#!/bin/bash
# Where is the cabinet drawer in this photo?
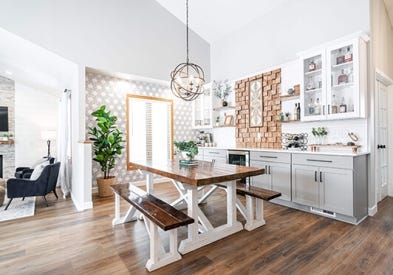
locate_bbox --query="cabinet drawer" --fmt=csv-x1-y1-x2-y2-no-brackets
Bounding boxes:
204,149,227,159
250,151,290,163
292,154,353,169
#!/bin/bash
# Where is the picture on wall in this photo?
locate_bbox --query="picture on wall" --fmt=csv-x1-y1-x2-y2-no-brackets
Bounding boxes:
249,79,263,127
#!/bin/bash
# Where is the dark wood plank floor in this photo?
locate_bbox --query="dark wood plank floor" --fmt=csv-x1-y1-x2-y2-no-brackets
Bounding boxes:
1,182,393,274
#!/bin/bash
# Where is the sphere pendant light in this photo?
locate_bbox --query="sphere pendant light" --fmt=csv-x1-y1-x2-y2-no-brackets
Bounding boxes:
170,0,205,101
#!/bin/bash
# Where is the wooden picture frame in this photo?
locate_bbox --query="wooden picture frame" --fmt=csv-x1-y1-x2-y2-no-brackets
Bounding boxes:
224,114,233,126
249,78,263,127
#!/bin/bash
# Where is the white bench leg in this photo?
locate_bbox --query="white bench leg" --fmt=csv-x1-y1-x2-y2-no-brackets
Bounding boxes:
112,193,138,226
244,196,266,231
145,220,182,272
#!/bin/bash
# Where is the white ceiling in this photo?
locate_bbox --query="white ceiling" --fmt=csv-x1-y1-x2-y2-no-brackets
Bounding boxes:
0,28,76,94
384,0,393,27
155,0,287,43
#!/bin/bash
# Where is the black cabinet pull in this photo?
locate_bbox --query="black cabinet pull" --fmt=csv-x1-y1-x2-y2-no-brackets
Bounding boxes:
328,105,331,114
315,171,317,182
268,166,271,174
320,171,323,182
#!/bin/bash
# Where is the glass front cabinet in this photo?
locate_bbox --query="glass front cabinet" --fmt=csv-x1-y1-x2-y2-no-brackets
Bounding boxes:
300,35,368,121
192,83,213,129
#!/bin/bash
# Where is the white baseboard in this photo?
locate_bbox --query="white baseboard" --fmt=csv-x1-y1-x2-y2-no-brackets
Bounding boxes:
368,205,378,216
71,192,93,211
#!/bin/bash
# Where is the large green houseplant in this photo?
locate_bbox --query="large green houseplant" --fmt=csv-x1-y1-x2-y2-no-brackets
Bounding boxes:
89,105,124,197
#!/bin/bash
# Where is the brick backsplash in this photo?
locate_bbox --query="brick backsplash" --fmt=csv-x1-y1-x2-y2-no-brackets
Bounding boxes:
235,69,282,149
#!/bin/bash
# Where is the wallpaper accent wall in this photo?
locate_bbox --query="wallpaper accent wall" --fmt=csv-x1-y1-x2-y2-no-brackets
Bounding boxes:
85,71,196,185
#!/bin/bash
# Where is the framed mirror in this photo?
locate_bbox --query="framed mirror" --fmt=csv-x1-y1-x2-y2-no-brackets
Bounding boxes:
126,94,174,170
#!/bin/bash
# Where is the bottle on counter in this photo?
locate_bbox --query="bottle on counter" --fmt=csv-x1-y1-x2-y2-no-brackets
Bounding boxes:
297,103,301,120
331,94,338,114
339,97,347,113
294,103,298,121
344,46,353,63
338,69,348,85
314,98,321,115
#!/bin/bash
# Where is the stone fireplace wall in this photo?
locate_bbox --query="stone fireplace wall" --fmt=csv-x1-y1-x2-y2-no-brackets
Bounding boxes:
0,75,15,179
235,69,282,149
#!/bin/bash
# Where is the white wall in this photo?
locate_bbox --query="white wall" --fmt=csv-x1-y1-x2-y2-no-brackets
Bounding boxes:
14,83,59,167
211,0,370,80
0,0,210,82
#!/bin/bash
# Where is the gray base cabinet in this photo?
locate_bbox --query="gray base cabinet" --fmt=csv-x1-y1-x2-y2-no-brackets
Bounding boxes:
291,153,367,223
250,152,291,201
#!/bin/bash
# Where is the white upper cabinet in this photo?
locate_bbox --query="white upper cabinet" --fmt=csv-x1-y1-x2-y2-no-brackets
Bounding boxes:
192,83,212,129
299,34,368,121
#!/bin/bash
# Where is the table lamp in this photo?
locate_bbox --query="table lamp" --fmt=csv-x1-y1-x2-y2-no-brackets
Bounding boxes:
41,130,57,159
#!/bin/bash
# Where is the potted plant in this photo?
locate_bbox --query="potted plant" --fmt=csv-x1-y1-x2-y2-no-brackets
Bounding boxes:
213,80,232,107
312,127,328,144
174,141,199,161
215,116,220,127
2,133,12,141
89,105,124,197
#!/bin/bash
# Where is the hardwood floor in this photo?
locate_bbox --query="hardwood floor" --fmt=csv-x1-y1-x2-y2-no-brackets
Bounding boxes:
1,182,393,274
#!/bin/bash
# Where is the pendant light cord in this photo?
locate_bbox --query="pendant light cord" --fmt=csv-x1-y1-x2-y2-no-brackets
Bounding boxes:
186,0,189,64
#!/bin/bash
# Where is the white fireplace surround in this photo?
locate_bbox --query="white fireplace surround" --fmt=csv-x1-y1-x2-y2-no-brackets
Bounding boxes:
0,146,15,179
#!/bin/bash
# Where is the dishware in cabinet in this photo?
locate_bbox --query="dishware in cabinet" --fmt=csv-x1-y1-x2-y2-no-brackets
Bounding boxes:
326,37,367,119
192,83,213,129
300,49,327,122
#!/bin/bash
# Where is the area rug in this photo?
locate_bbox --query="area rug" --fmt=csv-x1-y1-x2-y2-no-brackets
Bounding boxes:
0,197,35,222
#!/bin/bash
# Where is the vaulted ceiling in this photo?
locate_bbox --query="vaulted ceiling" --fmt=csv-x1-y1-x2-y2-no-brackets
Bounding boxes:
155,0,288,43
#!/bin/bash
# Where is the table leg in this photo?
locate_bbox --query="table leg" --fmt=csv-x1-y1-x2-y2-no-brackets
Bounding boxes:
178,181,243,254
112,193,138,226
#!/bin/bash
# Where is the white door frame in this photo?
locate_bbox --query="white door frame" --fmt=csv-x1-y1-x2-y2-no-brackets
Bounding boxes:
374,69,393,205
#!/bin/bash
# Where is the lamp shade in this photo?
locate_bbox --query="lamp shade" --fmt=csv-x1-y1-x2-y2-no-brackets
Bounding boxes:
41,130,56,140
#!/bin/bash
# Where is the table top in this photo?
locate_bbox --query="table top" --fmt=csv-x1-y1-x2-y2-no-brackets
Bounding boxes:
129,160,265,187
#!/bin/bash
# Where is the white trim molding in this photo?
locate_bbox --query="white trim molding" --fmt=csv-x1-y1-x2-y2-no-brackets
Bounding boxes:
368,205,378,216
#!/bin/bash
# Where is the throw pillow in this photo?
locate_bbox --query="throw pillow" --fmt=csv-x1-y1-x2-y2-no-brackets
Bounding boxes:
30,162,49,180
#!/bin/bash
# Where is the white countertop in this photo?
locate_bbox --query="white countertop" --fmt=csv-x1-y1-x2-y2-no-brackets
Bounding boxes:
198,146,370,157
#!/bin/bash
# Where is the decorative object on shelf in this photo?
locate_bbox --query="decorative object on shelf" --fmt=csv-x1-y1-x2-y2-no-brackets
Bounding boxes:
41,130,56,159
348,132,359,142
89,105,124,197
1,132,12,141
278,112,285,121
249,78,263,127
312,127,328,145
213,79,232,106
174,140,199,161
224,113,234,126
287,88,295,95
284,112,291,121
170,0,205,101
215,116,220,127
282,133,308,151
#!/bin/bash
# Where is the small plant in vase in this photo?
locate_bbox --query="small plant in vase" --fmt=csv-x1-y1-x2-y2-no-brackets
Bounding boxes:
285,112,291,121
215,116,220,127
312,127,328,145
213,79,232,107
174,141,199,162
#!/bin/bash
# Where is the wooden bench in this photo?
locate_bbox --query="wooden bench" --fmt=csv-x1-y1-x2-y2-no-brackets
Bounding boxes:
111,184,194,272
217,182,281,231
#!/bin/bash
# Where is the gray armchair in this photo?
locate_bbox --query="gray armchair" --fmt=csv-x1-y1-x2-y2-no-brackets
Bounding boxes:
5,162,61,210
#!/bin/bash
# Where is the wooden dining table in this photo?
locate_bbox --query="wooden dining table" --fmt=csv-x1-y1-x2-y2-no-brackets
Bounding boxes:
115,159,265,254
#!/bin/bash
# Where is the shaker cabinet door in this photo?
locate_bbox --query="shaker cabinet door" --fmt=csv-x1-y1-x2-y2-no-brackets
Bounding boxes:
270,162,291,201
292,165,320,208
251,160,271,190
321,167,353,216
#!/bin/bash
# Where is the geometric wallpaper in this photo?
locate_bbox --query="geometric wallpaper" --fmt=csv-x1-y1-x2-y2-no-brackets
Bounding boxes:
85,71,196,185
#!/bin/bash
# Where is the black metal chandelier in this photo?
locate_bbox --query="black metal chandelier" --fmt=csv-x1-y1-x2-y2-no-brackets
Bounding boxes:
170,0,205,101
